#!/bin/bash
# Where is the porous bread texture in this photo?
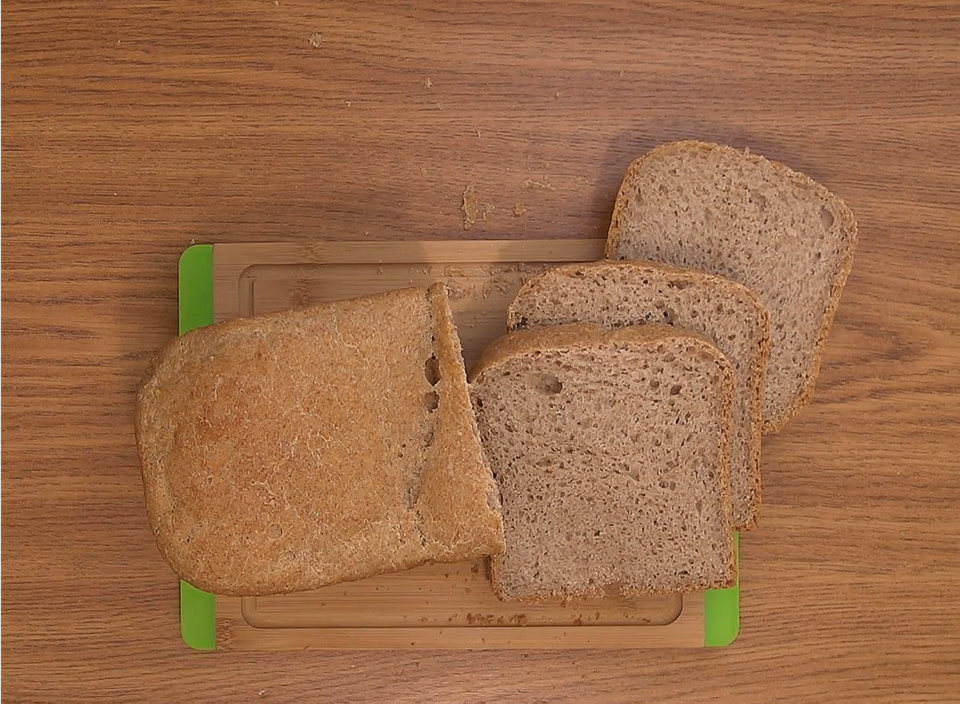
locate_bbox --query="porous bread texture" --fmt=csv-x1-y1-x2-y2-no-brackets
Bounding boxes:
507,259,768,530
470,323,736,600
136,283,504,596
606,140,857,432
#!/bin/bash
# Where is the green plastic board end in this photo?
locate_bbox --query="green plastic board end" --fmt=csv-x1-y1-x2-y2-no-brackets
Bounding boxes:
704,532,740,647
177,244,217,650
178,244,214,335
180,581,216,651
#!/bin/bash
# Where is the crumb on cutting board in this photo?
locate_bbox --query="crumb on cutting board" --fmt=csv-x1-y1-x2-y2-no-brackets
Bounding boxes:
522,178,554,191
308,32,322,48
513,203,526,217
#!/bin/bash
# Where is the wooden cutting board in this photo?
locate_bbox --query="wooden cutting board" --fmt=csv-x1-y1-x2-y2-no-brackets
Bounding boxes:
177,240,739,650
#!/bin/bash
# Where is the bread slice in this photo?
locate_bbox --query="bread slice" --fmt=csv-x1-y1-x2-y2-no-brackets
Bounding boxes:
507,260,769,530
606,140,857,432
469,323,736,600
136,284,504,596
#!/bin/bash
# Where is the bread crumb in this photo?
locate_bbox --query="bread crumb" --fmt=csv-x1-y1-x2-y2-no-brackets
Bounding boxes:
475,127,481,139
435,102,442,110
554,90,561,99
461,184,478,229
308,33,322,48
344,100,352,107
522,178,554,191
480,203,495,221
619,69,624,78
423,77,433,88
513,203,526,217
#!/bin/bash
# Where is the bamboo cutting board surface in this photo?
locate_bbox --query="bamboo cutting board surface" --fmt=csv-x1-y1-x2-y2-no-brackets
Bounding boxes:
206,239,724,649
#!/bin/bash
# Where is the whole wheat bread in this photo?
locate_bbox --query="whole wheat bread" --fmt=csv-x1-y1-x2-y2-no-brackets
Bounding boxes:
606,140,857,432
507,260,769,530
136,284,504,596
469,323,736,600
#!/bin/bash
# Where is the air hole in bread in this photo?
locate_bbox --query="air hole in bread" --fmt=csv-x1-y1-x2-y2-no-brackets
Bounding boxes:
530,372,562,395
424,390,440,411
267,524,282,540
820,206,835,230
424,355,440,386
670,384,682,395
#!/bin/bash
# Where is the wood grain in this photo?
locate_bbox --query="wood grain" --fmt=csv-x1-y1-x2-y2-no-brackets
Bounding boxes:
3,0,959,701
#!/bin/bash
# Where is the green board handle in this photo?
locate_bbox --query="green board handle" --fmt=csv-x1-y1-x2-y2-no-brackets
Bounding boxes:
178,244,218,651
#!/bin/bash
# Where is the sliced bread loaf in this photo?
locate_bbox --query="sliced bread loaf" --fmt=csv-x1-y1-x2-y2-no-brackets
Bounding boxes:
606,140,857,432
469,323,736,600
506,260,769,530
136,283,504,596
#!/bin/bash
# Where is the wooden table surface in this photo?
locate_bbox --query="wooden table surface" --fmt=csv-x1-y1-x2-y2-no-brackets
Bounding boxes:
4,1,959,701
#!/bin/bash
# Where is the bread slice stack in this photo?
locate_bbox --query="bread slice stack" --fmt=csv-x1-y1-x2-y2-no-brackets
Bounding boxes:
472,140,855,599
507,260,769,531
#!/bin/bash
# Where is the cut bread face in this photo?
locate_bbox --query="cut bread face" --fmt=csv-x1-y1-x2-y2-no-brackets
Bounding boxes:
606,140,857,432
507,260,768,530
136,284,504,596
470,323,736,601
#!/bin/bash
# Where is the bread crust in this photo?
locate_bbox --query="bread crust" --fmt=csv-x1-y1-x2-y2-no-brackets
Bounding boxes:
136,284,503,596
606,140,857,433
